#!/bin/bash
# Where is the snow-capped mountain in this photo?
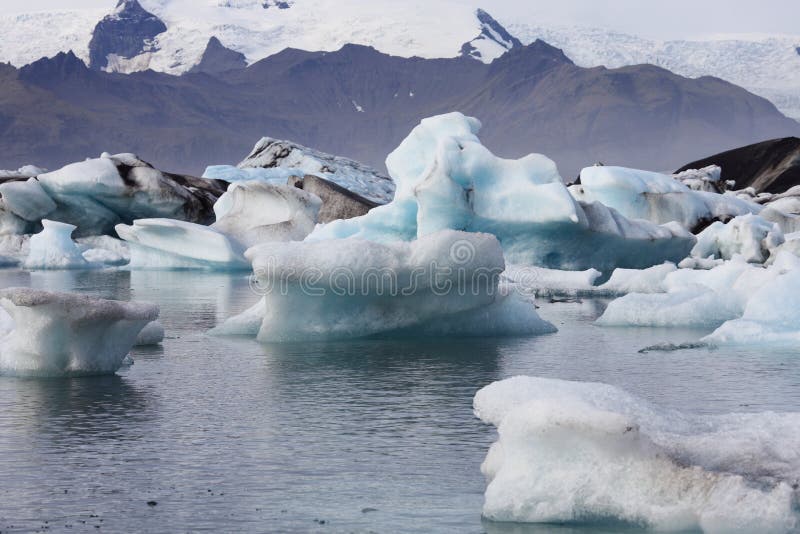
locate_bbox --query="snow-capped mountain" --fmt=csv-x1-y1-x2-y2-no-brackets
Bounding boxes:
459,9,521,63
508,24,800,121
0,0,798,120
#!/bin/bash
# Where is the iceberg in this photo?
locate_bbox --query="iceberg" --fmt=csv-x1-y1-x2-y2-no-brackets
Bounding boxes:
212,229,556,341
0,178,56,222
474,376,799,532
308,113,694,272
575,166,759,231
596,259,765,327
0,152,227,237
597,252,800,330
116,181,323,269
0,288,159,376
23,220,89,270
135,320,165,346
115,218,249,270
691,213,784,263
207,136,396,204
211,181,322,247
703,261,800,346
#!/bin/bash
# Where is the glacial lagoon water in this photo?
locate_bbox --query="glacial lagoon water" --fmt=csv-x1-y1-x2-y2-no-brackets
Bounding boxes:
0,268,799,533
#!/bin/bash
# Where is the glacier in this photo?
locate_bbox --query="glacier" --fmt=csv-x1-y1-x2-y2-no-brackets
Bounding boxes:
308,113,695,272
0,288,159,376
211,230,556,341
474,376,799,532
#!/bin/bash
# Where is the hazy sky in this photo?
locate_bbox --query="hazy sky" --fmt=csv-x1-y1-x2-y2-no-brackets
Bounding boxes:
3,0,798,40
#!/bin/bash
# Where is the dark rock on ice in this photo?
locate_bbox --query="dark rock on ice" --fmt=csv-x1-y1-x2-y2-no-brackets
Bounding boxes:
289,175,377,223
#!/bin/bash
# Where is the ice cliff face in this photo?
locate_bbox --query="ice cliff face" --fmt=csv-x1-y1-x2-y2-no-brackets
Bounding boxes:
88,0,167,71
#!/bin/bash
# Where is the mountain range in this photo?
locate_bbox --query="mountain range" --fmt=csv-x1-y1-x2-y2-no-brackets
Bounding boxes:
0,0,797,178
1,0,798,119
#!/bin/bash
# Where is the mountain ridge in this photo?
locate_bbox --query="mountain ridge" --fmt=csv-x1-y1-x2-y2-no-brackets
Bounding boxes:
2,40,797,179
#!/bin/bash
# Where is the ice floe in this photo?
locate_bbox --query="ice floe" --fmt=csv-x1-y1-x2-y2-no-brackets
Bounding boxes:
0,288,159,376
474,376,799,532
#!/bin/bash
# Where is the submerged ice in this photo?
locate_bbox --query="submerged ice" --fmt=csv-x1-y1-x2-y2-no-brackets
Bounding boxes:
474,376,799,532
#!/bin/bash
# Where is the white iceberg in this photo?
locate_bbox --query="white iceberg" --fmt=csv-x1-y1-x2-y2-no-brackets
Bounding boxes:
308,113,694,272
597,252,800,330
134,320,165,346
23,220,89,270
116,218,249,270
0,178,56,222
703,261,800,346
474,376,799,532
211,181,322,247
575,166,759,230
502,265,601,298
0,288,159,376
691,213,784,263
212,229,556,341
116,181,322,270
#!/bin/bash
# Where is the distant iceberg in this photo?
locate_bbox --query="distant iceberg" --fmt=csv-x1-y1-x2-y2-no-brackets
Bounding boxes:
204,136,396,204
474,376,799,532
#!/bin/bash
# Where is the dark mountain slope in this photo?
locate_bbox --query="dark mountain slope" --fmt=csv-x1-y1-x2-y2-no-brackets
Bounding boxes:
3,41,798,178
677,137,800,193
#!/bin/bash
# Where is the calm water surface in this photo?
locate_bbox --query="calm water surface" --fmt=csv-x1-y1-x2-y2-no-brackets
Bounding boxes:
0,269,798,533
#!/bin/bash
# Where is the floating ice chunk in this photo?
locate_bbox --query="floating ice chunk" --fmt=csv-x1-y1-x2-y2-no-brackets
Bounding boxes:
116,181,321,270
24,220,89,270
212,230,556,341
597,256,797,329
233,137,395,204
474,376,799,532
0,178,56,221
502,264,601,297
596,262,677,295
597,259,761,327
597,286,741,327
3,153,227,237
309,113,694,271
576,166,759,230
134,321,165,346
0,288,159,376
115,218,249,270
211,181,322,247
672,165,723,192
703,265,800,346
767,232,800,265
77,235,131,266
692,214,784,263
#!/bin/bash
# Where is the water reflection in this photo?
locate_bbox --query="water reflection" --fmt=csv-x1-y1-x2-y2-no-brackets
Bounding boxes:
0,374,153,446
